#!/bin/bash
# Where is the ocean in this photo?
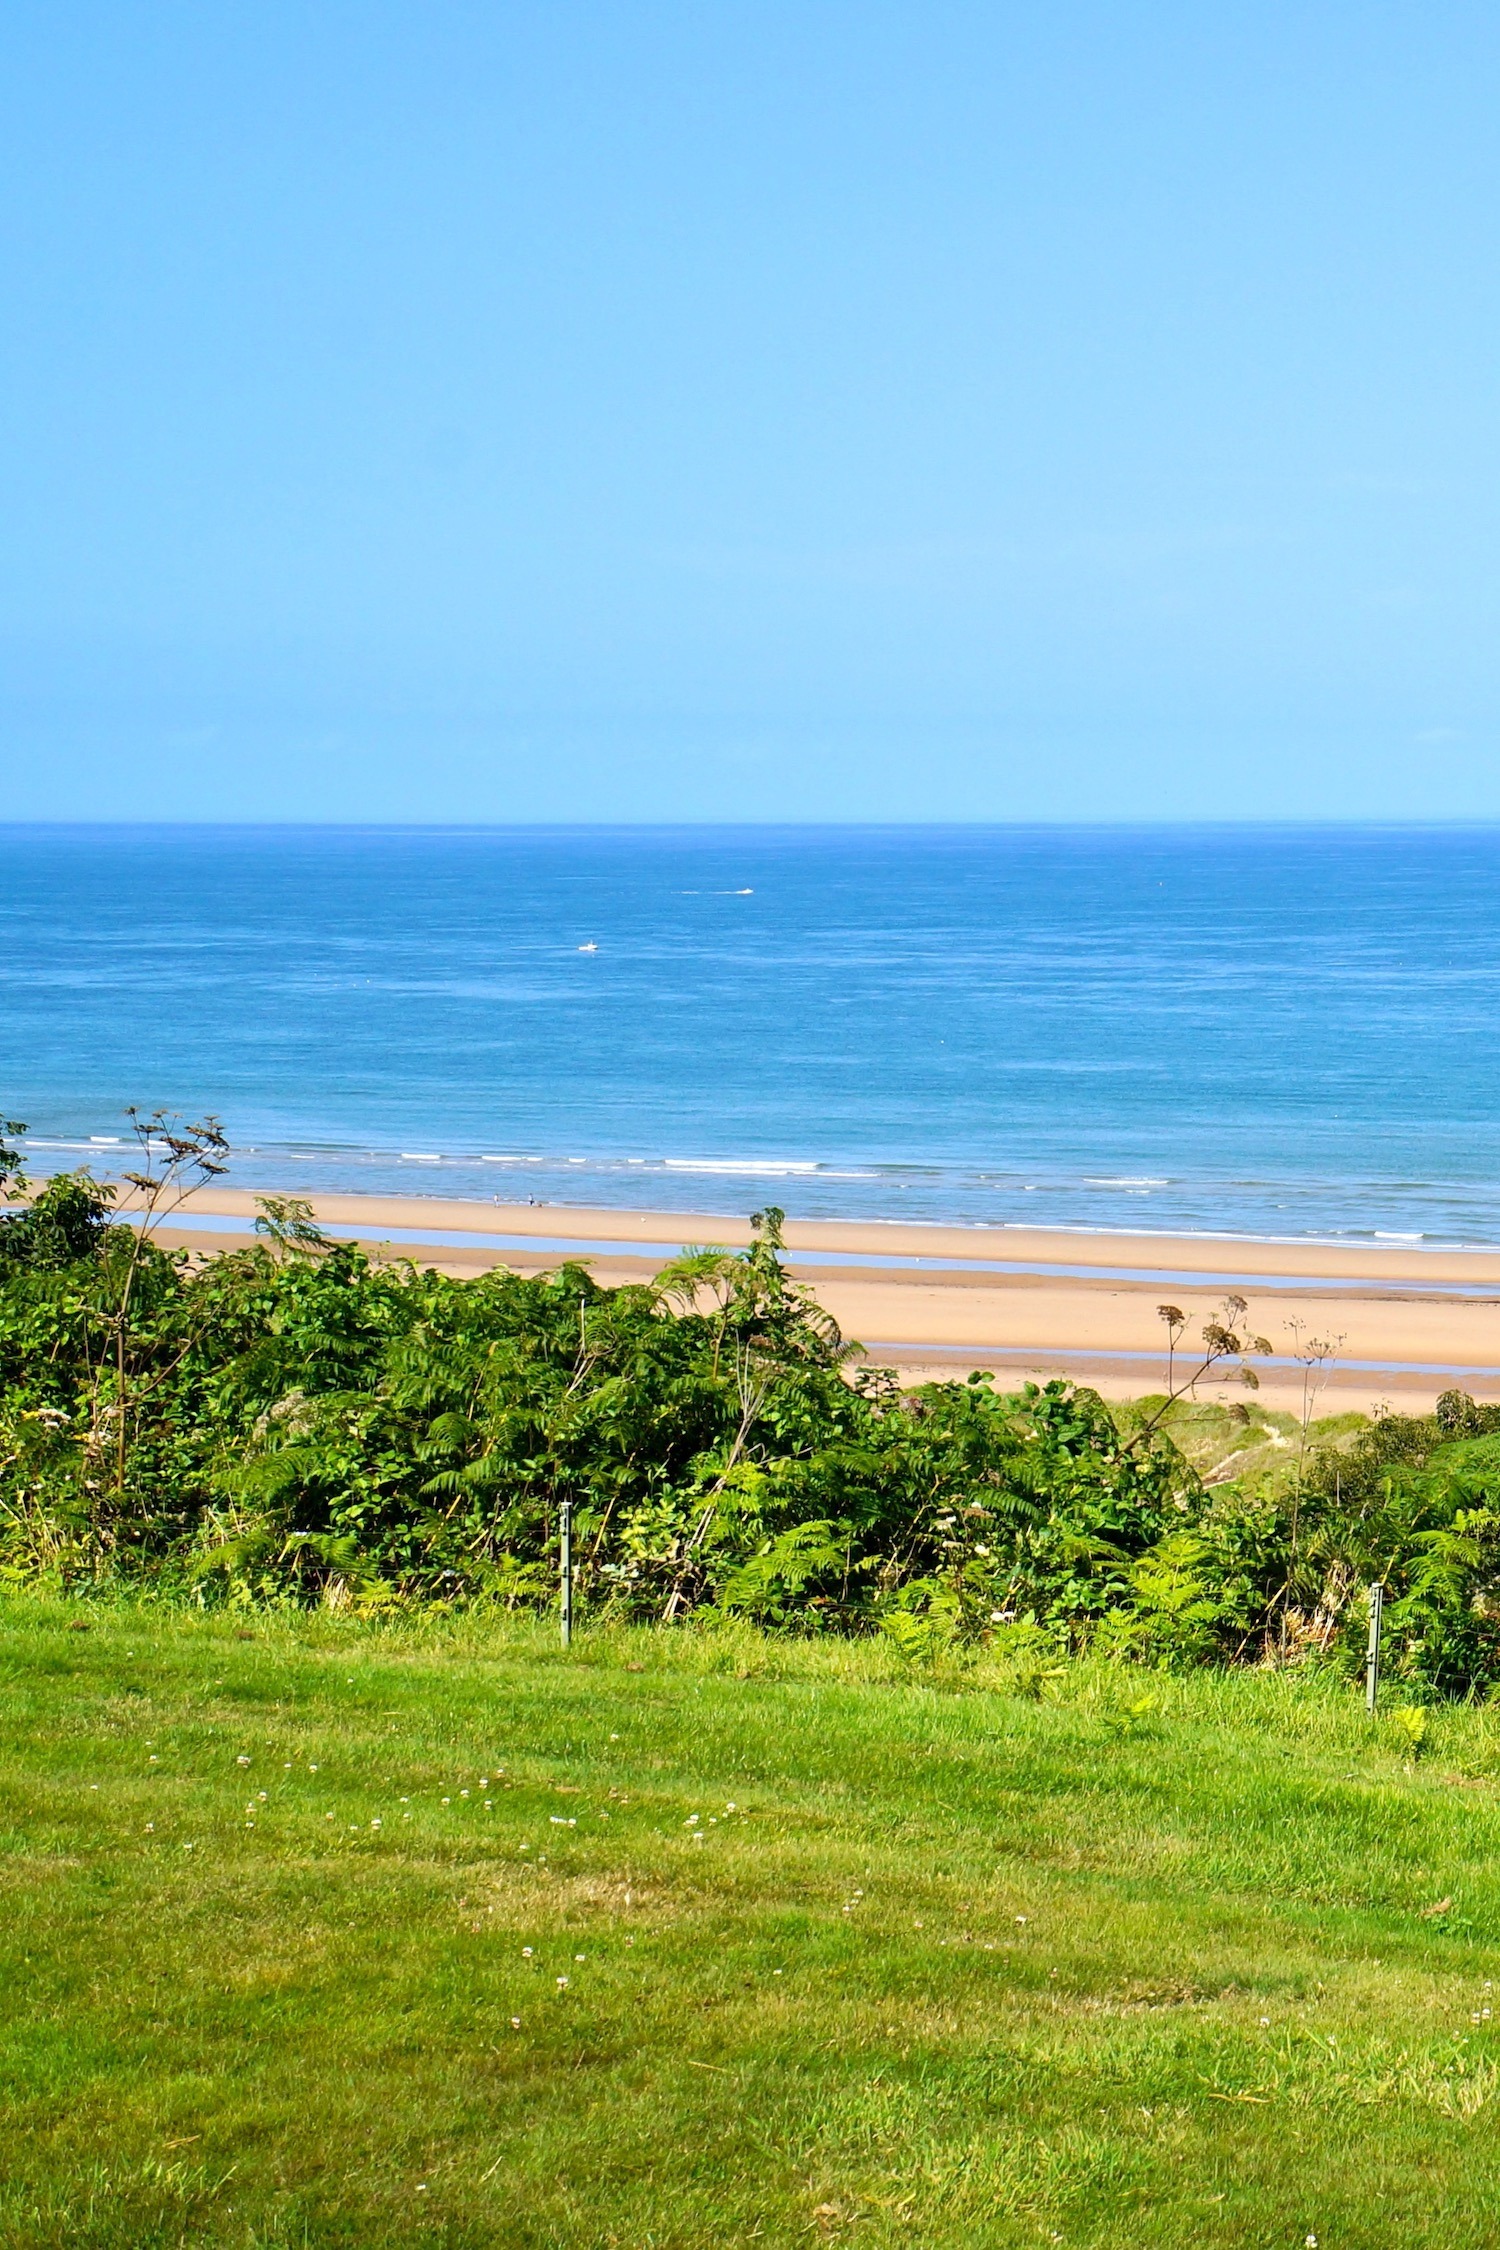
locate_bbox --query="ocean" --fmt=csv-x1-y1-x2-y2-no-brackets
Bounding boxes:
6,822,1500,1245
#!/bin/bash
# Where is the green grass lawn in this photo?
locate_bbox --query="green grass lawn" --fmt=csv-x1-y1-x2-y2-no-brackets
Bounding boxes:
5,1603,1500,2247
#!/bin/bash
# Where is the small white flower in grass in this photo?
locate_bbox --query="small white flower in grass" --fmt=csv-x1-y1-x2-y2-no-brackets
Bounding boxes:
236,1755,251,1768
441,1797,450,1805
371,1819,381,1829
149,1756,158,1764
574,1954,585,1962
1260,2018,1270,2028
325,1813,335,1821
90,1784,98,1791
283,1763,291,1770
556,1976,568,1988
145,1823,154,1833
258,1791,268,1801
1016,1916,1027,1925
479,1777,489,1788
610,1732,620,1740
461,1790,470,1798
1306,2237,1317,2248
485,1801,493,1810
510,2016,521,2028
523,1947,533,1958
349,1825,359,1833
309,1764,318,1773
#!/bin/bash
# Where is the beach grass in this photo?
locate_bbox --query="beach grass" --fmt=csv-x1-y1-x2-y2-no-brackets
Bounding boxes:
5,1600,1500,2247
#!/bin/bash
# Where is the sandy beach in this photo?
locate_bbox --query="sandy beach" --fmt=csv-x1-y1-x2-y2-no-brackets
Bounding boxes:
137,1185,1500,1417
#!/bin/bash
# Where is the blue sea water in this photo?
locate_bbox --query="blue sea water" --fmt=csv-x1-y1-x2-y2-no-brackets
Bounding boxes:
7,822,1500,1245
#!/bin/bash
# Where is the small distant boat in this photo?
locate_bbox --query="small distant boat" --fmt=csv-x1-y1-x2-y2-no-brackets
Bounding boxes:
577,941,598,953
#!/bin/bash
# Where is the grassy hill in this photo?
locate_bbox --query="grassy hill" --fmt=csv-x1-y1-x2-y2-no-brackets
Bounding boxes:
5,1599,1500,2247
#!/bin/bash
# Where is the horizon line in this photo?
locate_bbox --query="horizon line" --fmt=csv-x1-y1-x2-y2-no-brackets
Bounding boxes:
5,815,1500,835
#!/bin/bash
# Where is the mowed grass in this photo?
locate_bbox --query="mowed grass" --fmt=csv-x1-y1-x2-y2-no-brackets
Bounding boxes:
5,1608,1500,2249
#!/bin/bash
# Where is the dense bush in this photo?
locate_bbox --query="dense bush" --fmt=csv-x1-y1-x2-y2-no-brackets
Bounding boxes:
4,1120,1500,1696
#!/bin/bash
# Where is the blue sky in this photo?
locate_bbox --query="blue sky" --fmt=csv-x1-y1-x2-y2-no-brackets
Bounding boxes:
3,2,1499,821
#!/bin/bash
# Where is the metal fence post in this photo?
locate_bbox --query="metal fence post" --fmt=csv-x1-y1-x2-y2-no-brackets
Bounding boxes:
560,1500,573,1650
1365,1580,1383,1714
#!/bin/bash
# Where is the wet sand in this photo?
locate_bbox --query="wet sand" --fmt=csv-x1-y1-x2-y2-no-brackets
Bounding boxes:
144,1186,1500,1417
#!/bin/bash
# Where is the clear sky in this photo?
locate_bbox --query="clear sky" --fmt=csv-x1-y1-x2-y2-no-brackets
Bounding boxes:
3,2,1499,822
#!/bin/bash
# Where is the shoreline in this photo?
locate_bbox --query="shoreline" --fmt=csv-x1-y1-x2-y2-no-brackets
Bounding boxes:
127,1184,1500,1282
127,1184,1500,1417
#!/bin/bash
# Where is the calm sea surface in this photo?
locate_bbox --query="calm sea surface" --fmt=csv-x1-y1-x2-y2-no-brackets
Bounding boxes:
7,823,1500,1245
